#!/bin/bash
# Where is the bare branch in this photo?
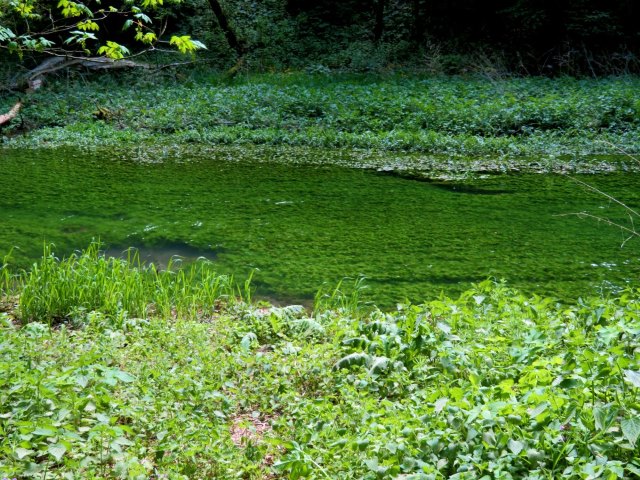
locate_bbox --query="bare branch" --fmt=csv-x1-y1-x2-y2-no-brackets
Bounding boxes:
599,139,640,165
557,211,639,247
568,176,640,218
0,101,22,126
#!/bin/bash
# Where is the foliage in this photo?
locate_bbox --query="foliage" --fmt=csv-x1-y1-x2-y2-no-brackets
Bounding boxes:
0,0,638,74
3,74,640,157
202,0,640,74
17,243,237,323
0,0,205,59
1,250,640,478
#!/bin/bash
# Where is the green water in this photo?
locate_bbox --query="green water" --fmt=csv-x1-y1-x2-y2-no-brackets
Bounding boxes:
1,147,639,305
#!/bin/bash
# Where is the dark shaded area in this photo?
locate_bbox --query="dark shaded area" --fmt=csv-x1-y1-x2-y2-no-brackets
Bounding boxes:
286,0,639,74
1,0,637,75
376,170,515,195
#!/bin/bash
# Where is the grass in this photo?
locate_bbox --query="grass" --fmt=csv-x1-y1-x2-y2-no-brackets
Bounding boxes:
13,243,243,325
1,246,639,478
2,73,640,160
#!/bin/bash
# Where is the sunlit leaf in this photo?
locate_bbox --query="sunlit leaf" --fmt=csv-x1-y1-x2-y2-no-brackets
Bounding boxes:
508,439,525,455
15,447,34,459
48,443,67,461
334,352,368,370
623,370,640,388
621,417,640,446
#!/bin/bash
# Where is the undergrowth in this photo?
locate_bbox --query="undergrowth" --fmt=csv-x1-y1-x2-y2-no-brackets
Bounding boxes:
1,247,639,478
14,244,239,324
3,74,640,158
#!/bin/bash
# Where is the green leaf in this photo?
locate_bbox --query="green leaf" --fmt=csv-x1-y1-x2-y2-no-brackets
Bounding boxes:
508,439,524,455
97,41,129,59
133,12,152,24
364,457,379,471
169,35,206,54
189,39,207,50
482,430,496,446
112,369,135,383
368,356,390,374
594,405,617,432
621,417,640,446
15,447,34,459
527,403,548,419
434,397,448,414
0,26,16,41
436,321,451,334
33,427,57,436
607,462,625,478
473,295,485,305
75,374,89,388
594,407,607,431
113,436,134,446
334,352,369,370
240,332,257,351
48,443,67,461
623,370,640,388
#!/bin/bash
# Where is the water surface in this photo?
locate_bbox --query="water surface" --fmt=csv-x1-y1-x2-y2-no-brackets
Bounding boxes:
1,147,639,305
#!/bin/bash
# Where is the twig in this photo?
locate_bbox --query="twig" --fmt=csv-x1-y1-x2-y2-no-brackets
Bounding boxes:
559,174,639,247
557,212,638,247
599,140,640,165
568,176,640,218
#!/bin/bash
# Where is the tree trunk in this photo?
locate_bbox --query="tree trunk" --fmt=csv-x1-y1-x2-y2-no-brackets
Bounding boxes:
411,0,426,44
9,56,149,91
373,0,386,43
207,0,245,57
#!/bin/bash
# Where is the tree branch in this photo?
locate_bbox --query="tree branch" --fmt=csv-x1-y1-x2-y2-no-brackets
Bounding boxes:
0,101,22,127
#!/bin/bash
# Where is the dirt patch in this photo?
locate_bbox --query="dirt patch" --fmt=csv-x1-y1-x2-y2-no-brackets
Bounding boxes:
229,413,273,447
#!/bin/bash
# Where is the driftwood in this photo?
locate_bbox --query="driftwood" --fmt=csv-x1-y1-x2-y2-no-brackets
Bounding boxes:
1,56,148,128
0,101,22,126
10,56,149,91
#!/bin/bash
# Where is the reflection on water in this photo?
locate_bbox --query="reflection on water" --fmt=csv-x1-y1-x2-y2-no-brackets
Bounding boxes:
103,243,217,269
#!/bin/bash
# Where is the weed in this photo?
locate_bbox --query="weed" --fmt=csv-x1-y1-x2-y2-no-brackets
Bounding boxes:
1,253,639,478
17,242,236,324
3,74,640,158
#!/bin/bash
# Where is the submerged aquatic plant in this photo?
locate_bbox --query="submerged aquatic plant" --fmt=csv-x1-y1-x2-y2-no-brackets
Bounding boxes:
563,145,640,246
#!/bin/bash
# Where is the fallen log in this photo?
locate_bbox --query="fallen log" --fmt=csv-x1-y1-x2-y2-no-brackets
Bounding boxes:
9,56,150,91
1,56,149,129
0,101,22,127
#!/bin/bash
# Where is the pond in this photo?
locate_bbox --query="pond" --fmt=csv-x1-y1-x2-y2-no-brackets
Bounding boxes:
1,147,639,306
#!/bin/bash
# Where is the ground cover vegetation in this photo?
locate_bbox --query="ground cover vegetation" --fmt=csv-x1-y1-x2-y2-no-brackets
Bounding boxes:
2,0,638,157
2,73,639,159
2,0,640,478
0,246,639,479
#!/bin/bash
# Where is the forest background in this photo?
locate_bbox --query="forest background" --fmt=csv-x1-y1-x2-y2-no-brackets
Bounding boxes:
1,0,638,77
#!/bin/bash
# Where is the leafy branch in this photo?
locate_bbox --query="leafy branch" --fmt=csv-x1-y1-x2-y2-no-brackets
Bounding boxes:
0,0,206,59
